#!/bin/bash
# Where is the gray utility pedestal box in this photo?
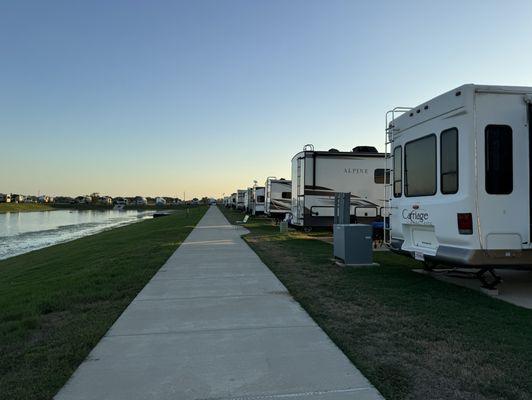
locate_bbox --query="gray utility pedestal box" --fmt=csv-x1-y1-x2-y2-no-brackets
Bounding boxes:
333,224,376,267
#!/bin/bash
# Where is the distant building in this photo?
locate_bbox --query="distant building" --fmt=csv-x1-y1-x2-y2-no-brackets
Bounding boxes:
0,193,11,203
54,196,74,204
98,196,113,205
37,195,51,203
11,194,24,203
155,197,166,206
133,196,148,206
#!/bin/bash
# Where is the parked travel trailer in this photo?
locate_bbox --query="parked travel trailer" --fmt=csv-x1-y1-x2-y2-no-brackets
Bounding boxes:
133,196,148,206
251,186,265,215
230,192,237,208
265,178,292,218
236,190,246,210
155,197,166,206
244,187,254,213
290,145,387,228
0,193,12,203
385,84,532,288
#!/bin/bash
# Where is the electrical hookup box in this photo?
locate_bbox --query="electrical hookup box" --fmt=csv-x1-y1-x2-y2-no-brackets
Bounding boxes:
333,224,378,267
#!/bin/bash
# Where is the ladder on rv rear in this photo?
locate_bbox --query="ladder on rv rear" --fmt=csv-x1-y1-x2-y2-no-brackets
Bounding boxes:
383,107,411,247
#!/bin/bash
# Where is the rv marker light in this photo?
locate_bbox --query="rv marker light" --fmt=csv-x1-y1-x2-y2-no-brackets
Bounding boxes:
457,213,473,235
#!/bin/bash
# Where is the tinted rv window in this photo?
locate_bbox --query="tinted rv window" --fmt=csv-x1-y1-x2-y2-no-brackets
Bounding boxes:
281,192,291,199
441,128,458,194
393,147,402,197
485,125,513,194
405,135,436,197
374,169,390,184
257,196,265,202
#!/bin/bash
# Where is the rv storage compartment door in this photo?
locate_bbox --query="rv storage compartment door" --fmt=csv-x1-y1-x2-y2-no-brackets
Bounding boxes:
403,224,439,256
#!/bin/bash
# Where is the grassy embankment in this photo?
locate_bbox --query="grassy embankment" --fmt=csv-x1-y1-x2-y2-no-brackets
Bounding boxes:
0,206,207,400
0,203,55,213
220,206,532,400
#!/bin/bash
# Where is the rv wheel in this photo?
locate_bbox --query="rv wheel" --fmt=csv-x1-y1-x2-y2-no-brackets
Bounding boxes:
303,226,313,233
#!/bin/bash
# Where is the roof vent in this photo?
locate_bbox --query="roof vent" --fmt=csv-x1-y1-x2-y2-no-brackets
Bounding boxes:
328,148,340,152
352,146,378,153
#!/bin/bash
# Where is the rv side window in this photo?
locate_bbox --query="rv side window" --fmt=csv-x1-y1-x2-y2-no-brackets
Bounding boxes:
393,147,402,197
485,125,513,194
441,128,458,194
405,134,437,197
257,196,265,202
374,169,390,184
281,192,291,199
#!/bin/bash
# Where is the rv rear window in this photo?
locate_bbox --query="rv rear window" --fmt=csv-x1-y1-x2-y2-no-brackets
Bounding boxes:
281,192,291,199
485,125,513,194
393,147,402,197
257,196,265,203
374,169,390,184
405,134,437,197
441,128,458,194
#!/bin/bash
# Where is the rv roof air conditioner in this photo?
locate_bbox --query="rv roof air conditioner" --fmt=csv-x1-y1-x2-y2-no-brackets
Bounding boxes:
328,148,340,152
352,146,378,153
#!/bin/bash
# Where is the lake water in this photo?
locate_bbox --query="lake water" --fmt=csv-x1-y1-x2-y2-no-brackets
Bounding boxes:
0,209,154,260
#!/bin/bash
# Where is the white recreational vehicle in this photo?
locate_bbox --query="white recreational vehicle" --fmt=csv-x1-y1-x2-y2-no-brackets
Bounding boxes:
244,187,254,213
236,190,246,210
291,145,387,229
230,192,237,208
385,84,532,288
251,186,265,215
265,178,292,218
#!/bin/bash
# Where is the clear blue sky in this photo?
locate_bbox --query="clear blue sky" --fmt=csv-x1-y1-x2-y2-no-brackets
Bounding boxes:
2,0,532,198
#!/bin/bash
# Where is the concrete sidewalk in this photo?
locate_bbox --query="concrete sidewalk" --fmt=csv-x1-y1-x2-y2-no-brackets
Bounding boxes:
55,206,383,400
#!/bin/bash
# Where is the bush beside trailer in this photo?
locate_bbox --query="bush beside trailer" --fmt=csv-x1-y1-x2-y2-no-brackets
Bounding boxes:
385,84,532,287
290,145,387,229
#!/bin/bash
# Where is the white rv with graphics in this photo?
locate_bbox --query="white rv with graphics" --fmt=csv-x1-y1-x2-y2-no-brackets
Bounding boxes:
236,190,246,210
265,178,292,218
291,145,386,228
244,187,254,213
385,84,532,287
252,186,265,215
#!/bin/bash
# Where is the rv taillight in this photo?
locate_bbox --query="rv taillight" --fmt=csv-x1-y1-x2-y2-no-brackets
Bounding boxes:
457,213,473,235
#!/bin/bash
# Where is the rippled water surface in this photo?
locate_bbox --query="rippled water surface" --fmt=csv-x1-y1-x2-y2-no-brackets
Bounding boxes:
0,209,154,260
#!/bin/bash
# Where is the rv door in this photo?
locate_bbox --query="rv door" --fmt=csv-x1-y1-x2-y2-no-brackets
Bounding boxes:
476,92,529,251
296,156,305,224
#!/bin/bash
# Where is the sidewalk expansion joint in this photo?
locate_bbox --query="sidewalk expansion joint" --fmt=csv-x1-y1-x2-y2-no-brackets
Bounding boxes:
106,324,317,338
195,387,375,400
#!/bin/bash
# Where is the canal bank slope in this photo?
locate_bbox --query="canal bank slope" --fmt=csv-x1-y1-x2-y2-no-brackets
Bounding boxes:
0,206,207,400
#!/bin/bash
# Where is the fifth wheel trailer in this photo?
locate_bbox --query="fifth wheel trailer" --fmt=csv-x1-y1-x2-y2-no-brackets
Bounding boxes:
236,190,246,210
290,145,387,228
252,186,265,215
265,178,292,218
385,84,532,288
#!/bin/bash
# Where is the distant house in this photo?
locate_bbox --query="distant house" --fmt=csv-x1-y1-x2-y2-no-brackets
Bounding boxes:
0,193,11,203
133,196,148,206
113,197,128,206
155,197,166,206
37,195,51,203
75,196,92,204
24,196,37,203
11,194,24,203
98,196,113,205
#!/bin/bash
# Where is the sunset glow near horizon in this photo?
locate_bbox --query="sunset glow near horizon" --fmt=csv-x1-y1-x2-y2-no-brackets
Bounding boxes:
2,1,532,198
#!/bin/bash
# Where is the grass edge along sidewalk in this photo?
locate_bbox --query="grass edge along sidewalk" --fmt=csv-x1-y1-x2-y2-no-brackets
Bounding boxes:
0,206,207,400
219,206,532,400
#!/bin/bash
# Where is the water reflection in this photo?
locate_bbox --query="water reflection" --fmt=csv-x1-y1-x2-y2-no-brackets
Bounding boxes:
0,209,153,260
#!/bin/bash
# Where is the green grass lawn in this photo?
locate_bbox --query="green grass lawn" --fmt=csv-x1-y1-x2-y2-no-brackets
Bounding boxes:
0,203,55,213
0,206,207,400
220,206,532,400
